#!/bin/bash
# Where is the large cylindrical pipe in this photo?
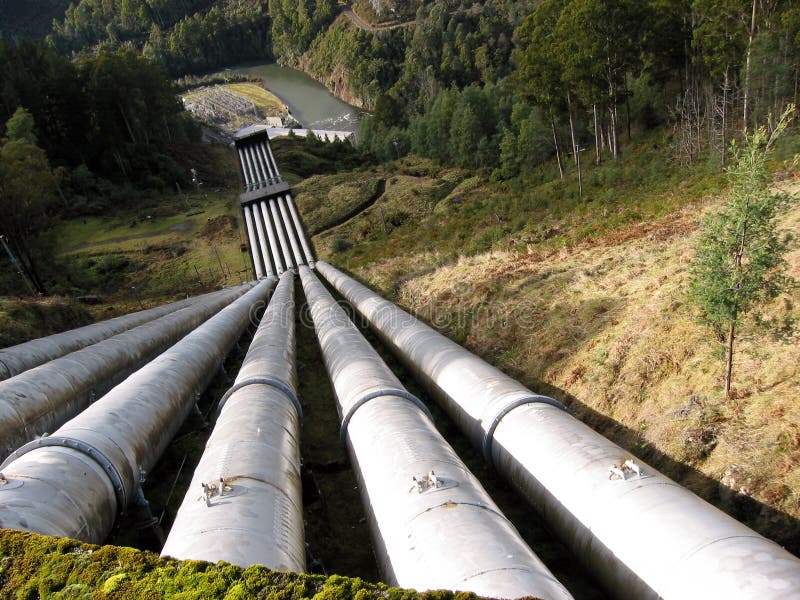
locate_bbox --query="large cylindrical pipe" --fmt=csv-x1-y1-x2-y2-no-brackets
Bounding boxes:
257,142,276,183
269,199,295,271
260,200,284,275
161,272,303,571
237,147,254,190
246,145,266,187
278,196,305,268
0,278,276,544
286,194,315,267
264,140,282,182
0,291,215,381
316,260,800,600
240,146,258,189
243,205,265,279
300,266,571,600
251,143,271,185
251,202,274,278
0,283,255,461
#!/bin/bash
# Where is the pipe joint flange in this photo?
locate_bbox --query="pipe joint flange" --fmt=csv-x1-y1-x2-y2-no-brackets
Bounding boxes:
482,396,569,468
217,376,302,422
1,435,129,515
340,389,432,448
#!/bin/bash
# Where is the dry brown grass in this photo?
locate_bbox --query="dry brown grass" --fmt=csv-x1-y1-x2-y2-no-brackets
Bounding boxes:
353,181,800,550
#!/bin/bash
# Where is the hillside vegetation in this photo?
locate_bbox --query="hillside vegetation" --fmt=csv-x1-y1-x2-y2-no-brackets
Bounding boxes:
294,134,800,554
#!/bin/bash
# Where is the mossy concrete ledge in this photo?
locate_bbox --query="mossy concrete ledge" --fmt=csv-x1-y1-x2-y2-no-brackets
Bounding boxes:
0,529,512,599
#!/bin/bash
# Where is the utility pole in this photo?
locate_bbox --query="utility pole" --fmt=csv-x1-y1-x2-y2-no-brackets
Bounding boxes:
0,234,36,294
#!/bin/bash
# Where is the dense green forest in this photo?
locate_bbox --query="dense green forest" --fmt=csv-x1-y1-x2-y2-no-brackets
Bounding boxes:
1,0,799,296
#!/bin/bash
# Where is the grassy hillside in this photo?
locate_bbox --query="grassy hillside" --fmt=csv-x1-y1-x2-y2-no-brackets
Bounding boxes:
295,134,800,553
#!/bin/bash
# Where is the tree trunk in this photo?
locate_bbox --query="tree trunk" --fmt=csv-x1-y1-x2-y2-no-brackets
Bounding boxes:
742,0,757,131
725,319,735,397
610,105,620,159
626,95,631,141
551,117,564,180
722,67,729,167
593,104,601,165
567,93,578,166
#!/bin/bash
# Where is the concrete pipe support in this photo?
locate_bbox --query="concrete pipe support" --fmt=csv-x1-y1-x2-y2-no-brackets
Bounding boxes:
0,278,275,544
0,283,255,460
161,272,304,571
299,266,571,600
316,260,800,600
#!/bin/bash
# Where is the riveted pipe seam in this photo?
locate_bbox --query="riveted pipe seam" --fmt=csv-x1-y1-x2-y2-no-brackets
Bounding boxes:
482,395,568,466
217,376,302,420
339,388,432,448
2,435,129,512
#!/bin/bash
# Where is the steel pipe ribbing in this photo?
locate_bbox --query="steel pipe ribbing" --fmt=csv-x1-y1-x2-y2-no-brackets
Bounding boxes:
316,260,800,600
0,278,275,543
300,266,571,600
0,283,255,460
0,288,231,381
161,272,304,571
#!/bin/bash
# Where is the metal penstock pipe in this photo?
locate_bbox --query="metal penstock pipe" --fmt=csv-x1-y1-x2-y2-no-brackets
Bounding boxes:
299,266,572,600
0,278,275,544
315,260,800,600
161,272,304,572
0,287,231,380
0,283,256,461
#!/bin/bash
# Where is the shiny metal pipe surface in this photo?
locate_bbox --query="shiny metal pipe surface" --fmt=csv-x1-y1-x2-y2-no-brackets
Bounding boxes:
278,196,305,268
264,140,281,181
258,142,276,181
161,272,303,571
260,200,285,275
269,199,295,270
300,266,571,600
246,145,266,187
286,194,315,267
0,278,275,544
240,146,258,189
0,284,254,460
0,290,219,381
316,260,800,600
236,148,253,192
243,205,265,279
251,202,274,277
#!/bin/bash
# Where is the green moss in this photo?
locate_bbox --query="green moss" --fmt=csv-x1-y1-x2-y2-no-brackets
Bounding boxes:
0,530,486,600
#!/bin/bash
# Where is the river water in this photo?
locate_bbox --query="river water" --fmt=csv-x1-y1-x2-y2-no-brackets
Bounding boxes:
221,63,361,133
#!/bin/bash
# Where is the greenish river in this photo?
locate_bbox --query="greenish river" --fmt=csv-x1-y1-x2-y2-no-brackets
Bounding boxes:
221,63,361,133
